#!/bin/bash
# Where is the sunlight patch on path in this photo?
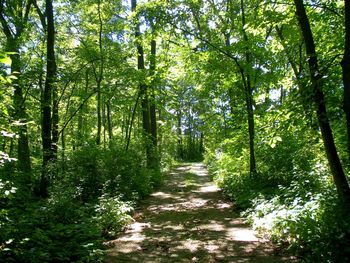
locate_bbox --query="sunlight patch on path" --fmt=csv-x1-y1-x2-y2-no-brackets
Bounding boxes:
175,239,202,252
195,184,218,193
227,228,260,242
151,191,179,199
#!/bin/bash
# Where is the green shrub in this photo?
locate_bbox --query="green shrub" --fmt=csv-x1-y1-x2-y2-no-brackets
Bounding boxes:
1,142,165,262
64,144,158,201
244,181,350,262
0,199,104,263
206,138,350,262
94,194,134,238
67,146,105,202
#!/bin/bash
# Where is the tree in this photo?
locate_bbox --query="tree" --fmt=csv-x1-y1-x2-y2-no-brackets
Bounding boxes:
341,0,350,164
0,0,32,176
39,0,57,197
239,0,257,177
148,33,159,170
131,0,159,170
94,0,104,146
294,0,350,208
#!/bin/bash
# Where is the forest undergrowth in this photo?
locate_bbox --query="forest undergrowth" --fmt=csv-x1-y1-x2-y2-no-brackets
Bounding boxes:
205,144,350,262
0,144,170,263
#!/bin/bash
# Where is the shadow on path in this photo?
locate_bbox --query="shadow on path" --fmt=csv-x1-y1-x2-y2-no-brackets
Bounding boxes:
105,163,297,263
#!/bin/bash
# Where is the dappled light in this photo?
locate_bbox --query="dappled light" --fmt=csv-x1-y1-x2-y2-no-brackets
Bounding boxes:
196,185,218,193
2,0,350,261
105,164,296,262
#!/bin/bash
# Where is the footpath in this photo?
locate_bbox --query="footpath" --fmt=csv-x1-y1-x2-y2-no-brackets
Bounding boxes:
105,163,296,263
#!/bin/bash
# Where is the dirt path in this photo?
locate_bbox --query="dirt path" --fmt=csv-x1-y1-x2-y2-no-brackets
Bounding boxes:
105,163,296,263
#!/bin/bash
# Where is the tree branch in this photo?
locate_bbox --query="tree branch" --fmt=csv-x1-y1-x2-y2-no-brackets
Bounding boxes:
15,0,33,37
168,20,242,71
58,90,97,136
0,3,13,39
33,0,46,30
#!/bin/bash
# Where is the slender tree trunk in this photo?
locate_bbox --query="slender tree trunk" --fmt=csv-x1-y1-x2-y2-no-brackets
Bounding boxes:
40,0,57,198
241,0,257,177
158,107,163,161
77,70,89,148
187,106,194,160
52,80,59,159
125,93,140,151
77,107,83,147
96,0,104,146
131,0,152,166
294,0,350,207
9,139,14,160
150,38,158,147
9,44,32,175
245,79,257,177
106,101,113,143
141,84,151,160
341,0,350,165
61,130,65,171
177,110,183,159
199,132,204,156
96,81,102,145
102,95,107,148
226,29,256,173
1,0,32,176
149,37,159,170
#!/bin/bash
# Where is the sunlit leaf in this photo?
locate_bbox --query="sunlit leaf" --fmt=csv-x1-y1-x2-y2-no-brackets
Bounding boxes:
0,55,12,66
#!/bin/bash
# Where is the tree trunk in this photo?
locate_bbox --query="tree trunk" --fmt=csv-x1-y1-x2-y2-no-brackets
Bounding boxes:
241,0,257,177
96,79,102,146
131,0,153,167
61,130,65,171
341,0,350,165
103,95,107,147
40,0,57,198
52,80,59,159
141,83,151,160
9,43,32,175
77,69,89,148
77,104,83,147
150,38,158,147
177,110,183,159
149,37,159,170
1,2,32,176
125,92,140,151
106,101,113,143
294,0,350,207
96,0,104,146
245,79,257,177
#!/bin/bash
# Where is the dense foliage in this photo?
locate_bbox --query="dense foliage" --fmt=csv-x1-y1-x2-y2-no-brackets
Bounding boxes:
0,144,156,262
1,0,350,262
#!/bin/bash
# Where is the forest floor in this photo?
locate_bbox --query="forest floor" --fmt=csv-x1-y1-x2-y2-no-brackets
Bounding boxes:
104,163,298,263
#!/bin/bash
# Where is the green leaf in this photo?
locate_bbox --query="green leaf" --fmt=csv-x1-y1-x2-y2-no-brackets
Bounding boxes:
0,55,12,66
